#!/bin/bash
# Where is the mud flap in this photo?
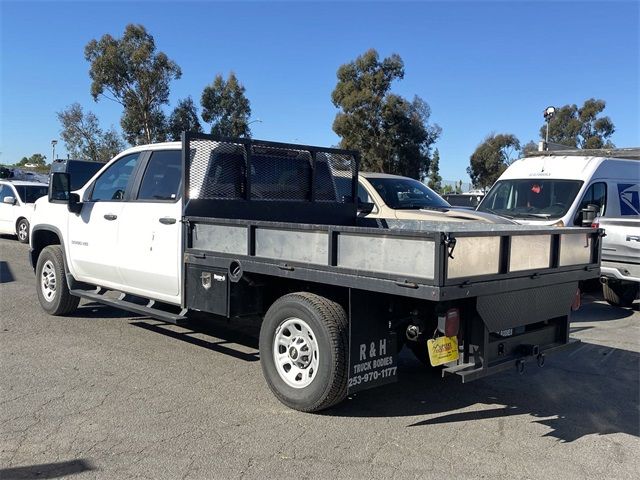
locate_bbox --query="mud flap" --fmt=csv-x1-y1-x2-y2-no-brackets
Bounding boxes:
347,289,398,394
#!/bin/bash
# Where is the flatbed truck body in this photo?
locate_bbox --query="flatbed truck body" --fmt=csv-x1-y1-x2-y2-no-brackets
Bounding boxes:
30,133,601,411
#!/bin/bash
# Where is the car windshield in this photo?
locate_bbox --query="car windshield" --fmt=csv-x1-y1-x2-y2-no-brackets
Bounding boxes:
15,185,49,203
478,179,583,219
367,177,450,209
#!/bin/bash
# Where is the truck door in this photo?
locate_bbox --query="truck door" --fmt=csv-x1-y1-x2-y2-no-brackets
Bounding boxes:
116,149,182,304
67,152,142,287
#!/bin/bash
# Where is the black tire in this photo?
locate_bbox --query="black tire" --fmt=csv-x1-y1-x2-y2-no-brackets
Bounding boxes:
603,280,639,308
259,292,348,412
17,218,29,243
35,245,80,316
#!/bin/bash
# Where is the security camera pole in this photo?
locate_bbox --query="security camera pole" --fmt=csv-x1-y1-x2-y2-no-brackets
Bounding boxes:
51,139,58,162
543,106,556,144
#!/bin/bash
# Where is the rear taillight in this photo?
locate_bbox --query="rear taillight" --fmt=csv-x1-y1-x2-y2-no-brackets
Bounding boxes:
591,220,599,228
438,308,460,337
571,288,581,311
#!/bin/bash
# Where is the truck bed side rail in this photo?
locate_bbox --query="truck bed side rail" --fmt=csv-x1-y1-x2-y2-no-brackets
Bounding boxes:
184,216,602,302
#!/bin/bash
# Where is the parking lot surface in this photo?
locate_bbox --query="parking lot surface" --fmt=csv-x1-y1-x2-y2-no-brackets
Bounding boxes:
1,236,639,479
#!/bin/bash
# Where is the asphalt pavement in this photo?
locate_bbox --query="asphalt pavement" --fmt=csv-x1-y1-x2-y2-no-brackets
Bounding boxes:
1,236,639,479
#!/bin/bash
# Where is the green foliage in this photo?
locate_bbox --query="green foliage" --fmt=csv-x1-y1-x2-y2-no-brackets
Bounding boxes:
57,103,126,162
427,148,442,191
201,72,252,138
522,140,538,155
85,24,181,145
331,49,440,180
120,107,167,145
441,184,453,194
467,133,521,189
540,98,615,148
455,180,463,194
16,153,47,167
168,97,202,141
100,129,127,162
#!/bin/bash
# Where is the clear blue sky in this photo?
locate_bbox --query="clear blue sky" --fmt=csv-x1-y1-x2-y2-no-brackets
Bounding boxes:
1,0,638,181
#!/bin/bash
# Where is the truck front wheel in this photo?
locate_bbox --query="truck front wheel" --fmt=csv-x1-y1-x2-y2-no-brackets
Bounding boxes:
602,280,639,308
17,218,29,243
259,292,348,412
36,245,80,316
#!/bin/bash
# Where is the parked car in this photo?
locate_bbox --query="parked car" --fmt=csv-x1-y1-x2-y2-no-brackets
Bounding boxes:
0,180,49,243
477,147,640,306
357,172,510,223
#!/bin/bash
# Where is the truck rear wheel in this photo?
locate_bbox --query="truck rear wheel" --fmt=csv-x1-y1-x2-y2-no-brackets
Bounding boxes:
36,245,80,316
259,292,348,412
602,280,639,308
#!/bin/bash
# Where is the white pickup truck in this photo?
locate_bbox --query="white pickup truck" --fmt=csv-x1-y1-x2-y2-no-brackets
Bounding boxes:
29,134,601,412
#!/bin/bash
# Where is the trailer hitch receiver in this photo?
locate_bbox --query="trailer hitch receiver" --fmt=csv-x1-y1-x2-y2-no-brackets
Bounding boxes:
519,344,539,357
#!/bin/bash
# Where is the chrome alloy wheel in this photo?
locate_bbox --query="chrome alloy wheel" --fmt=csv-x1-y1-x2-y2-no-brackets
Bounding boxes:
273,317,319,388
40,260,57,302
18,222,27,241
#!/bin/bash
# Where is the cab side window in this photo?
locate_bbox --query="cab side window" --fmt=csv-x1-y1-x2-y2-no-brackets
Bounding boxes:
575,182,607,224
90,153,140,202
137,150,182,201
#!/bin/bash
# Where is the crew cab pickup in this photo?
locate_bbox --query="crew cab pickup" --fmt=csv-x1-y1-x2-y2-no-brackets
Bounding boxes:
29,134,602,412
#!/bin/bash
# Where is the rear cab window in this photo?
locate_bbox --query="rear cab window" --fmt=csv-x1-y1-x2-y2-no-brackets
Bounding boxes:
137,150,182,202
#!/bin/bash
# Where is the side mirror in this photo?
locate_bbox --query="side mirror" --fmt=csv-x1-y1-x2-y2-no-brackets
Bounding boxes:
3,196,16,205
49,172,82,213
68,193,82,214
49,172,71,202
357,201,375,215
580,204,599,227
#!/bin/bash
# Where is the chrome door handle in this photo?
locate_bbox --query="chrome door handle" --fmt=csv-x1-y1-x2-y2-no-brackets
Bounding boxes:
159,217,176,225
103,214,118,221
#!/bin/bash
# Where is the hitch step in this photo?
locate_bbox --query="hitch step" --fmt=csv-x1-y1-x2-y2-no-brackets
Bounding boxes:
441,362,482,383
70,289,189,325
442,339,581,383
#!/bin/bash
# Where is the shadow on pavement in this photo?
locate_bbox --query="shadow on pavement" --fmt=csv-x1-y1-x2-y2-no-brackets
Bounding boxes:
71,302,143,319
572,298,637,322
0,260,15,283
328,341,639,443
0,459,95,479
130,314,260,362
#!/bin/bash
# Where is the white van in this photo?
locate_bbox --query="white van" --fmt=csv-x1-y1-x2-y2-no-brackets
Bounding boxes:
477,148,639,306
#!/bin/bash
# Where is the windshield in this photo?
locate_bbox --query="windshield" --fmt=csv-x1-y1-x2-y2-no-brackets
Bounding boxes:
15,185,49,203
367,177,450,209
478,179,583,219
